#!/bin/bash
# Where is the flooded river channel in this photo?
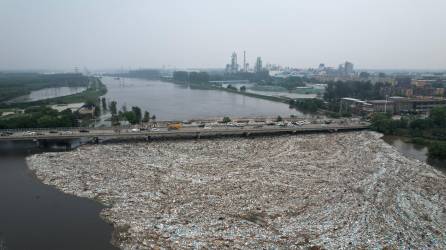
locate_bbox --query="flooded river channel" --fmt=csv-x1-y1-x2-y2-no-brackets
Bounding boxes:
102,77,304,120
0,152,118,250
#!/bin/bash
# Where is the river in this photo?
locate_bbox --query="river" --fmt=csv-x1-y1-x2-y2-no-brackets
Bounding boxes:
102,77,306,120
383,135,446,173
0,151,118,250
8,86,87,103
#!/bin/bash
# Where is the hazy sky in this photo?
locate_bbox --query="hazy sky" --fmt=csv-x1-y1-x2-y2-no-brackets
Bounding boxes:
1,0,446,71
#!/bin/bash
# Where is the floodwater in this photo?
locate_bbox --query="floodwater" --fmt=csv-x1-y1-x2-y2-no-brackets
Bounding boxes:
102,77,306,120
383,135,446,173
0,153,118,250
9,86,87,103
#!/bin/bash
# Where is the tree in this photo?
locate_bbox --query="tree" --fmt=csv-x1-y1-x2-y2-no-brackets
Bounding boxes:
131,106,142,123
173,71,189,82
276,116,283,122
123,111,138,124
111,115,120,126
428,142,446,159
109,101,117,115
227,84,237,91
142,111,150,123
94,104,101,117
121,104,127,112
429,107,446,128
101,97,107,111
240,86,247,92
151,115,156,121
222,116,231,123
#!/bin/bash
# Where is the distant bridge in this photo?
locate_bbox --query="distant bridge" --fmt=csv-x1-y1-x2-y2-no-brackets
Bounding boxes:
209,80,251,84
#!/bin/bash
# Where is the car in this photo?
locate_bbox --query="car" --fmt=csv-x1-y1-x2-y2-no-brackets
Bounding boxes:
24,131,36,136
49,130,58,134
79,129,90,133
151,128,160,131
203,126,212,129
60,131,73,135
1,132,9,136
131,128,140,132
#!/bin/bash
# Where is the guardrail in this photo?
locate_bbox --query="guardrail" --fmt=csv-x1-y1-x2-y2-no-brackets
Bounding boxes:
0,124,370,141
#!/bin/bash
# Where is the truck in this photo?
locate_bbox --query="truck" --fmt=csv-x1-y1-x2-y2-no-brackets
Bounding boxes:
167,123,182,130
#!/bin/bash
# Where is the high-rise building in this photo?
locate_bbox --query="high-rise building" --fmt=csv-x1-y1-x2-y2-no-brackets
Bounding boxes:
344,61,354,75
318,63,325,71
255,57,263,73
225,52,239,74
231,52,238,73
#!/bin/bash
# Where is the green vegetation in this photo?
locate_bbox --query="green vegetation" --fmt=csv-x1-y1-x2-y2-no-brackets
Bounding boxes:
289,99,324,113
370,107,446,158
0,77,107,109
109,101,118,115
0,73,89,103
324,81,391,102
173,71,210,84
109,69,160,80
0,106,79,129
258,77,306,91
222,117,231,123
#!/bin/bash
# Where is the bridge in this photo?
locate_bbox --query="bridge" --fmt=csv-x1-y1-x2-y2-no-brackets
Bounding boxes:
209,80,251,84
0,122,370,142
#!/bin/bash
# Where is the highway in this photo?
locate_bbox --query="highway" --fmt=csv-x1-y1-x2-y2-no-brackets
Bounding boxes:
0,122,370,141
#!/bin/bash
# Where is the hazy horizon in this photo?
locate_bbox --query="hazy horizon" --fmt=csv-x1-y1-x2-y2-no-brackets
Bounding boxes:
1,0,446,71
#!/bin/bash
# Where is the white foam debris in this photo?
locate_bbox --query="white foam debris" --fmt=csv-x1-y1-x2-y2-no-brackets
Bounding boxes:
27,132,446,249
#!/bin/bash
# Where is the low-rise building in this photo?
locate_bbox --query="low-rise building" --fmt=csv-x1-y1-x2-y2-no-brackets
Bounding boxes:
340,98,373,114
368,100,394,113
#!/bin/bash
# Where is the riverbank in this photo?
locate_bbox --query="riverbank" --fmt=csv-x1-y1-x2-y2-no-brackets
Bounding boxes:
165,79,293,104
27,131,446,249
5,77,107,109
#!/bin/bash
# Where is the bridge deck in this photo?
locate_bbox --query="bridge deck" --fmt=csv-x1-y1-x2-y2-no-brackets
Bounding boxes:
0,124,370,141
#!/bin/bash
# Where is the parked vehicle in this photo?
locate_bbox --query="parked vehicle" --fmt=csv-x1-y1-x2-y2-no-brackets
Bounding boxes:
79,129,90,133
24,131,36,136
131,128,140,132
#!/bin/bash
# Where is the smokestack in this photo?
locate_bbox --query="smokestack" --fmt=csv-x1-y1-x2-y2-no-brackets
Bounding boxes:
243,51,246,72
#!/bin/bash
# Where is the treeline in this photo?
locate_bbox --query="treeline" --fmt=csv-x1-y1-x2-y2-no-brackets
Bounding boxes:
371,107,446,158
110,69,160,80
211,71,270,82
105,98,155,126
173,71,210,84
324,81,392,102
0,107,78,129
289,99,324,113
0,73,89,103
260,77,306,91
